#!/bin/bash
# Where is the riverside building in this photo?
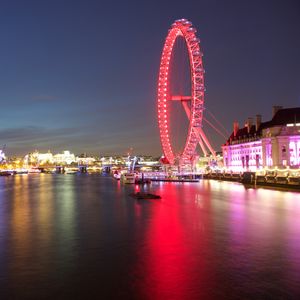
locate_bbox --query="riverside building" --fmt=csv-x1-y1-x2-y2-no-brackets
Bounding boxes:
222,106,300,172
24,150,76,166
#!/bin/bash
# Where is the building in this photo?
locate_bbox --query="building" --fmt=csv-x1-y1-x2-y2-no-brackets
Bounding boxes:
24,150,77,166
76,156,96,165
53,151,76,165
222,106,300,171
24,150,54,166
0,149,6,163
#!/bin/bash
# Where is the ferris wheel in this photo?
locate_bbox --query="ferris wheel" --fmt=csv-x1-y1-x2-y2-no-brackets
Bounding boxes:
157,19,216,165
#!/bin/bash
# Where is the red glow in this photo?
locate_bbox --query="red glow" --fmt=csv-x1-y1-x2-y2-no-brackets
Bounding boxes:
134,183,214,299
157,19,209,164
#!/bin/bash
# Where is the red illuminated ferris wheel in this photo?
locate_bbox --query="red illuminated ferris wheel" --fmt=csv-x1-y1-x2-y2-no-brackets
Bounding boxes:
157,18,216,165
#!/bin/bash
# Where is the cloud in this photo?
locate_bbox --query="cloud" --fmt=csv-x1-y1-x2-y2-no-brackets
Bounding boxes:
0,126,88,155
0,126,80,143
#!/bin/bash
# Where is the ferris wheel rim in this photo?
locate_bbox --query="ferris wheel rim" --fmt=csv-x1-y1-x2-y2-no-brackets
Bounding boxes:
157,19,205,165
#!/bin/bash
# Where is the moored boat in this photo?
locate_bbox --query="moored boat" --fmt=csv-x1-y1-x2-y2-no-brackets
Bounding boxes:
15,169,29,175
65,169,78,174
28,167,41,174
113,170,121,180
0,170,13,176
121,173,136,184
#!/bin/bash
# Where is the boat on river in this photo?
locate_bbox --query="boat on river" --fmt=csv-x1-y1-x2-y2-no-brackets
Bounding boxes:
130,192,161,199
0,170,12,176
15,169,29,175
121,173,136,184
28,167,41,174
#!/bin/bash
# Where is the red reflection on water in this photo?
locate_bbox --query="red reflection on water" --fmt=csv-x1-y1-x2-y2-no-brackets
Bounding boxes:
135,183,214,299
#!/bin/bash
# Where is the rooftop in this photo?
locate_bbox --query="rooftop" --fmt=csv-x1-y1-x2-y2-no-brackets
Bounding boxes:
225,107,300,144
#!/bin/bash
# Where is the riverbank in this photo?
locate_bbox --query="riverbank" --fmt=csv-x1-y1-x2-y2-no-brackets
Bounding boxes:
203,172,300,190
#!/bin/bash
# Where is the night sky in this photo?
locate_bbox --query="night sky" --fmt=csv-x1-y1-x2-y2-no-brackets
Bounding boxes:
0,0,299,156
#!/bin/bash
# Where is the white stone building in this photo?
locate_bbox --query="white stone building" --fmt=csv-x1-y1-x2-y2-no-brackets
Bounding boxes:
222,106,300,171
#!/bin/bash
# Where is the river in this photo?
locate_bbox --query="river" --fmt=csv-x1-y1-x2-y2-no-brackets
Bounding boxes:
0,174,299,299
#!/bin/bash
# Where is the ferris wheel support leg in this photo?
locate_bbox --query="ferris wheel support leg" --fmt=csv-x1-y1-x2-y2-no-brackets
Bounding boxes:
194,129,208,156
181,101,208,156
196,127,217,160
181,101,216,159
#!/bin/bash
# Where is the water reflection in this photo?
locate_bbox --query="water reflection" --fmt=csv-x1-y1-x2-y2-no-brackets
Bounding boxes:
10,175,31,277
135,183,214,299
0,175,299,298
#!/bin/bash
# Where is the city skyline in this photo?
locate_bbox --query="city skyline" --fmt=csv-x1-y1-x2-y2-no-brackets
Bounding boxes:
0,0,299,156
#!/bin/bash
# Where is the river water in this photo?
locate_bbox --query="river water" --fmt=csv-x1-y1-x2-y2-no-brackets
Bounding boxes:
0,174,299,299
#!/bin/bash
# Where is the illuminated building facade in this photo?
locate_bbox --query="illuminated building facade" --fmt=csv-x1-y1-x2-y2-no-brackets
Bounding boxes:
24,151,53,166
37,152,54,164
76,156,96,165
0,150,6,163
222,106,300,171
53,151,76,165
24,150,76,166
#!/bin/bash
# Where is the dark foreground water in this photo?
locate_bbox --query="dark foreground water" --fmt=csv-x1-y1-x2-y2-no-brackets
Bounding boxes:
0,174,300,299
